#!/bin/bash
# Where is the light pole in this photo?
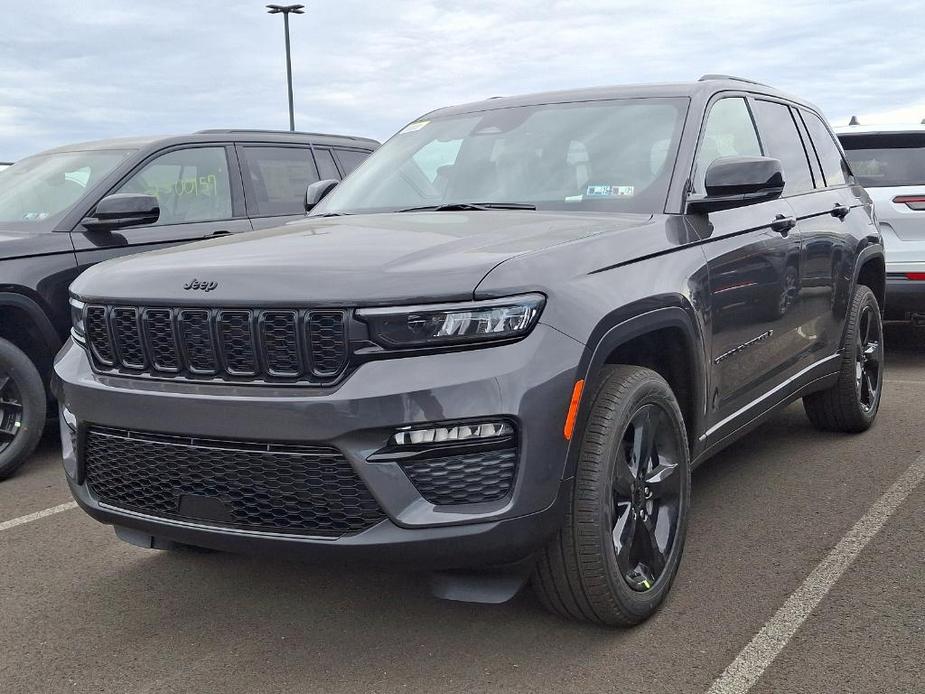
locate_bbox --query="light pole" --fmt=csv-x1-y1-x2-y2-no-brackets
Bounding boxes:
266,4,305,132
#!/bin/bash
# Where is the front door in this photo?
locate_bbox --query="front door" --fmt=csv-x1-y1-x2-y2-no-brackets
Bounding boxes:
70,144,252,271
692,96,805,432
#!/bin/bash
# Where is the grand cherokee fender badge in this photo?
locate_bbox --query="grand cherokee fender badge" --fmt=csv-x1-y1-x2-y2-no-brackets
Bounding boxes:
184,279,218,292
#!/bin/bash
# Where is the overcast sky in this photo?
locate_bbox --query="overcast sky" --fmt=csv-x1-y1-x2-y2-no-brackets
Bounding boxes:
1,0,923,161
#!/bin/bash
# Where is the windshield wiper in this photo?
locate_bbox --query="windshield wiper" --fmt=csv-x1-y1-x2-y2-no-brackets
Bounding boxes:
397,202,537,213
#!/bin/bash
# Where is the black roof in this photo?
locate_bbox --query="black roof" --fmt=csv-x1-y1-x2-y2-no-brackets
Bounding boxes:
37,129,379,155
424,76,817,119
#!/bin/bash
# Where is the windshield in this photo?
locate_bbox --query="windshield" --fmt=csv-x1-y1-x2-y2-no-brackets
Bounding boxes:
0,149,134,229
313,97,688,216
840,132,925,187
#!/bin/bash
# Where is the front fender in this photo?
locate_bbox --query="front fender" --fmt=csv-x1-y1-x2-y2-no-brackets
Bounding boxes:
561,302,709,478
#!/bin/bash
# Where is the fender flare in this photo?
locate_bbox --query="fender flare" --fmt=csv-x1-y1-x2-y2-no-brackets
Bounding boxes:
562,304,709,478
0,291,63,357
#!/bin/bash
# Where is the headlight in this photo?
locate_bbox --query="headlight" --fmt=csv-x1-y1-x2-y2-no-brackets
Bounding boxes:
358,293,545,348
69,297,86,342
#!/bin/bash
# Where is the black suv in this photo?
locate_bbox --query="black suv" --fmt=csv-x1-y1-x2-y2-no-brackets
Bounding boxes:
0,129,377,477
56,77,884,626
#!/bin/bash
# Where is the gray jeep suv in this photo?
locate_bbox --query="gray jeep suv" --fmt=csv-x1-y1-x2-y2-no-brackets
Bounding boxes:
55,76,885,626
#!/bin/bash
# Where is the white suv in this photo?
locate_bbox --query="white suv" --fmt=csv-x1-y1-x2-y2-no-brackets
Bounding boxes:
837,123,925,323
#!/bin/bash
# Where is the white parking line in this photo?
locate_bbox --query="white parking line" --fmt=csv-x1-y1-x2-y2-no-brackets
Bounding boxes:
707,453,925,694
0,501,78,532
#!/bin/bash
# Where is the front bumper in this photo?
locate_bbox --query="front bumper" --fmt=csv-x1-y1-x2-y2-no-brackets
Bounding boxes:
54,324,584,568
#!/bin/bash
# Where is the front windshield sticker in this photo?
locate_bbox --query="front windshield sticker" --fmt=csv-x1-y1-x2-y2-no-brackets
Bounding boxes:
586,184,635,198
399,120,430,134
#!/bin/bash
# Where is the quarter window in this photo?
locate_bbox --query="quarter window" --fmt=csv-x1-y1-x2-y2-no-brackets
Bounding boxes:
751,101,814,195
695,98,762,191
240,146,320,216
115,147,232,225
334,149,370,175
801,110,849,187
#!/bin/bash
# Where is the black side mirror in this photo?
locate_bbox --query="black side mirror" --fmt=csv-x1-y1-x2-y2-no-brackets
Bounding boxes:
82,193,160,231
305,179,339,212
687,156,785,213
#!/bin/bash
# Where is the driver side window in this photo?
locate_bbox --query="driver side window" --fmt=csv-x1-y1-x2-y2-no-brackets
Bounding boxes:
694,98,762,191
115,147,232,225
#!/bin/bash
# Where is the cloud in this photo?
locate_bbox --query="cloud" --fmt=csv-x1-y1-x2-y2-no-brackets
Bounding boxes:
0,0,922,160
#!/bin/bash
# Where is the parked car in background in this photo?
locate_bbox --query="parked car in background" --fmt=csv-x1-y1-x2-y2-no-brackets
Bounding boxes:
56,76,884,626
837,123,925,323
0,129,378,478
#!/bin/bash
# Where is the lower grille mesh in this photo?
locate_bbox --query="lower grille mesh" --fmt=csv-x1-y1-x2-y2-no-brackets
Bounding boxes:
84,427,385,536
401,448,517,505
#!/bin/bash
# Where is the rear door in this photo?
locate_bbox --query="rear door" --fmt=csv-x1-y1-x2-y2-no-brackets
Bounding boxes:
70,144,251,268
236,144,322,230
695,96,802,426
749,99,851,366
791,108,865,354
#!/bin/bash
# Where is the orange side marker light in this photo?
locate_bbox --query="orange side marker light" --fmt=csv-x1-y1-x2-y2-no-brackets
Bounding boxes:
563,379,585,440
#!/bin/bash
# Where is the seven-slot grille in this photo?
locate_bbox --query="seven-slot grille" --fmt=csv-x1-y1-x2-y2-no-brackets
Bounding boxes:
83,305,348,383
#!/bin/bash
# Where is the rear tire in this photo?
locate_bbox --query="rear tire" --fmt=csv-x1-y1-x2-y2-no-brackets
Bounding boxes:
803,285,883,432
533,365,691,626
0,337,46,480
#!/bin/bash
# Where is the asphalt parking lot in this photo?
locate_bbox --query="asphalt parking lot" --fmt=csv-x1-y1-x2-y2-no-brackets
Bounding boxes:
1,327,923,694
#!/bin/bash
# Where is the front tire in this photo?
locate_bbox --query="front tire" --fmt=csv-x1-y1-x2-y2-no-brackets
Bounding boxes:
533,365,691,626
0,337,47,480
803,285,883,432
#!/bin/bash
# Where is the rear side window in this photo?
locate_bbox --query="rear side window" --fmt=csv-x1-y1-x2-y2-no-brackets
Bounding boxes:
240,146,319,217
116,146,232,225
694,97,762,191
313,149,341,181
751,100,814,195
801,111,848,187
839,132,925,188
334,149,370,175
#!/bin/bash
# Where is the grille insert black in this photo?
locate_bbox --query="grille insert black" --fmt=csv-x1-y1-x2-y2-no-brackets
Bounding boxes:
401,447,518,505
84,305,348,384
85,306,115,365
84,426,385,536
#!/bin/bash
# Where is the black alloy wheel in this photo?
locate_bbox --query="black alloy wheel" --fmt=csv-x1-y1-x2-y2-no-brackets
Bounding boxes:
533,365,691,626
612,404,683,592
0,372,24,455
855,303,882,413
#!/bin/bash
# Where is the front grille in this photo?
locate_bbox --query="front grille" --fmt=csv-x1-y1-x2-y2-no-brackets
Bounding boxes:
401,447,518,505
84,426,385,536
84,305,348,383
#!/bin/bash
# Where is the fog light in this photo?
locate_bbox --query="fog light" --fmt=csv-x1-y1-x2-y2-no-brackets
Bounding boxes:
391,421,513,446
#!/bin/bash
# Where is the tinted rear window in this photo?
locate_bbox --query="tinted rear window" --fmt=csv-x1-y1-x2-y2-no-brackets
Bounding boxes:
839,132,925,187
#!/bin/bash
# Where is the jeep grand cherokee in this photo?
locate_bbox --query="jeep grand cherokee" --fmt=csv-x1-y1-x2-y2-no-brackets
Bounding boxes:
55,76,885,626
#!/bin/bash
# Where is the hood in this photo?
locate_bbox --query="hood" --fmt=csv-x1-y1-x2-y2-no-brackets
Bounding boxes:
71,211,653,305
0,228,74,261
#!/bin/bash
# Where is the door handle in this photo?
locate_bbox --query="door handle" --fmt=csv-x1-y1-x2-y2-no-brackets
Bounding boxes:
209,230,233,237
831,203,850,220
770,214,797,235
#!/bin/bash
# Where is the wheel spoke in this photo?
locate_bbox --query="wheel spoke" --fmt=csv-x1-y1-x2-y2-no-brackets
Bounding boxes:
613,457,635,497
631,407,656,476
0,375,9,393
0,424,18,439
864,371,876,404
644,461,680,499
612,503,636,569
639,513,667,578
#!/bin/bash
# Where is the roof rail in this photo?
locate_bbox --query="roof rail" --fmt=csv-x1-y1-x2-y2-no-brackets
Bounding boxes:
195,128,373,141
698,74,769,87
